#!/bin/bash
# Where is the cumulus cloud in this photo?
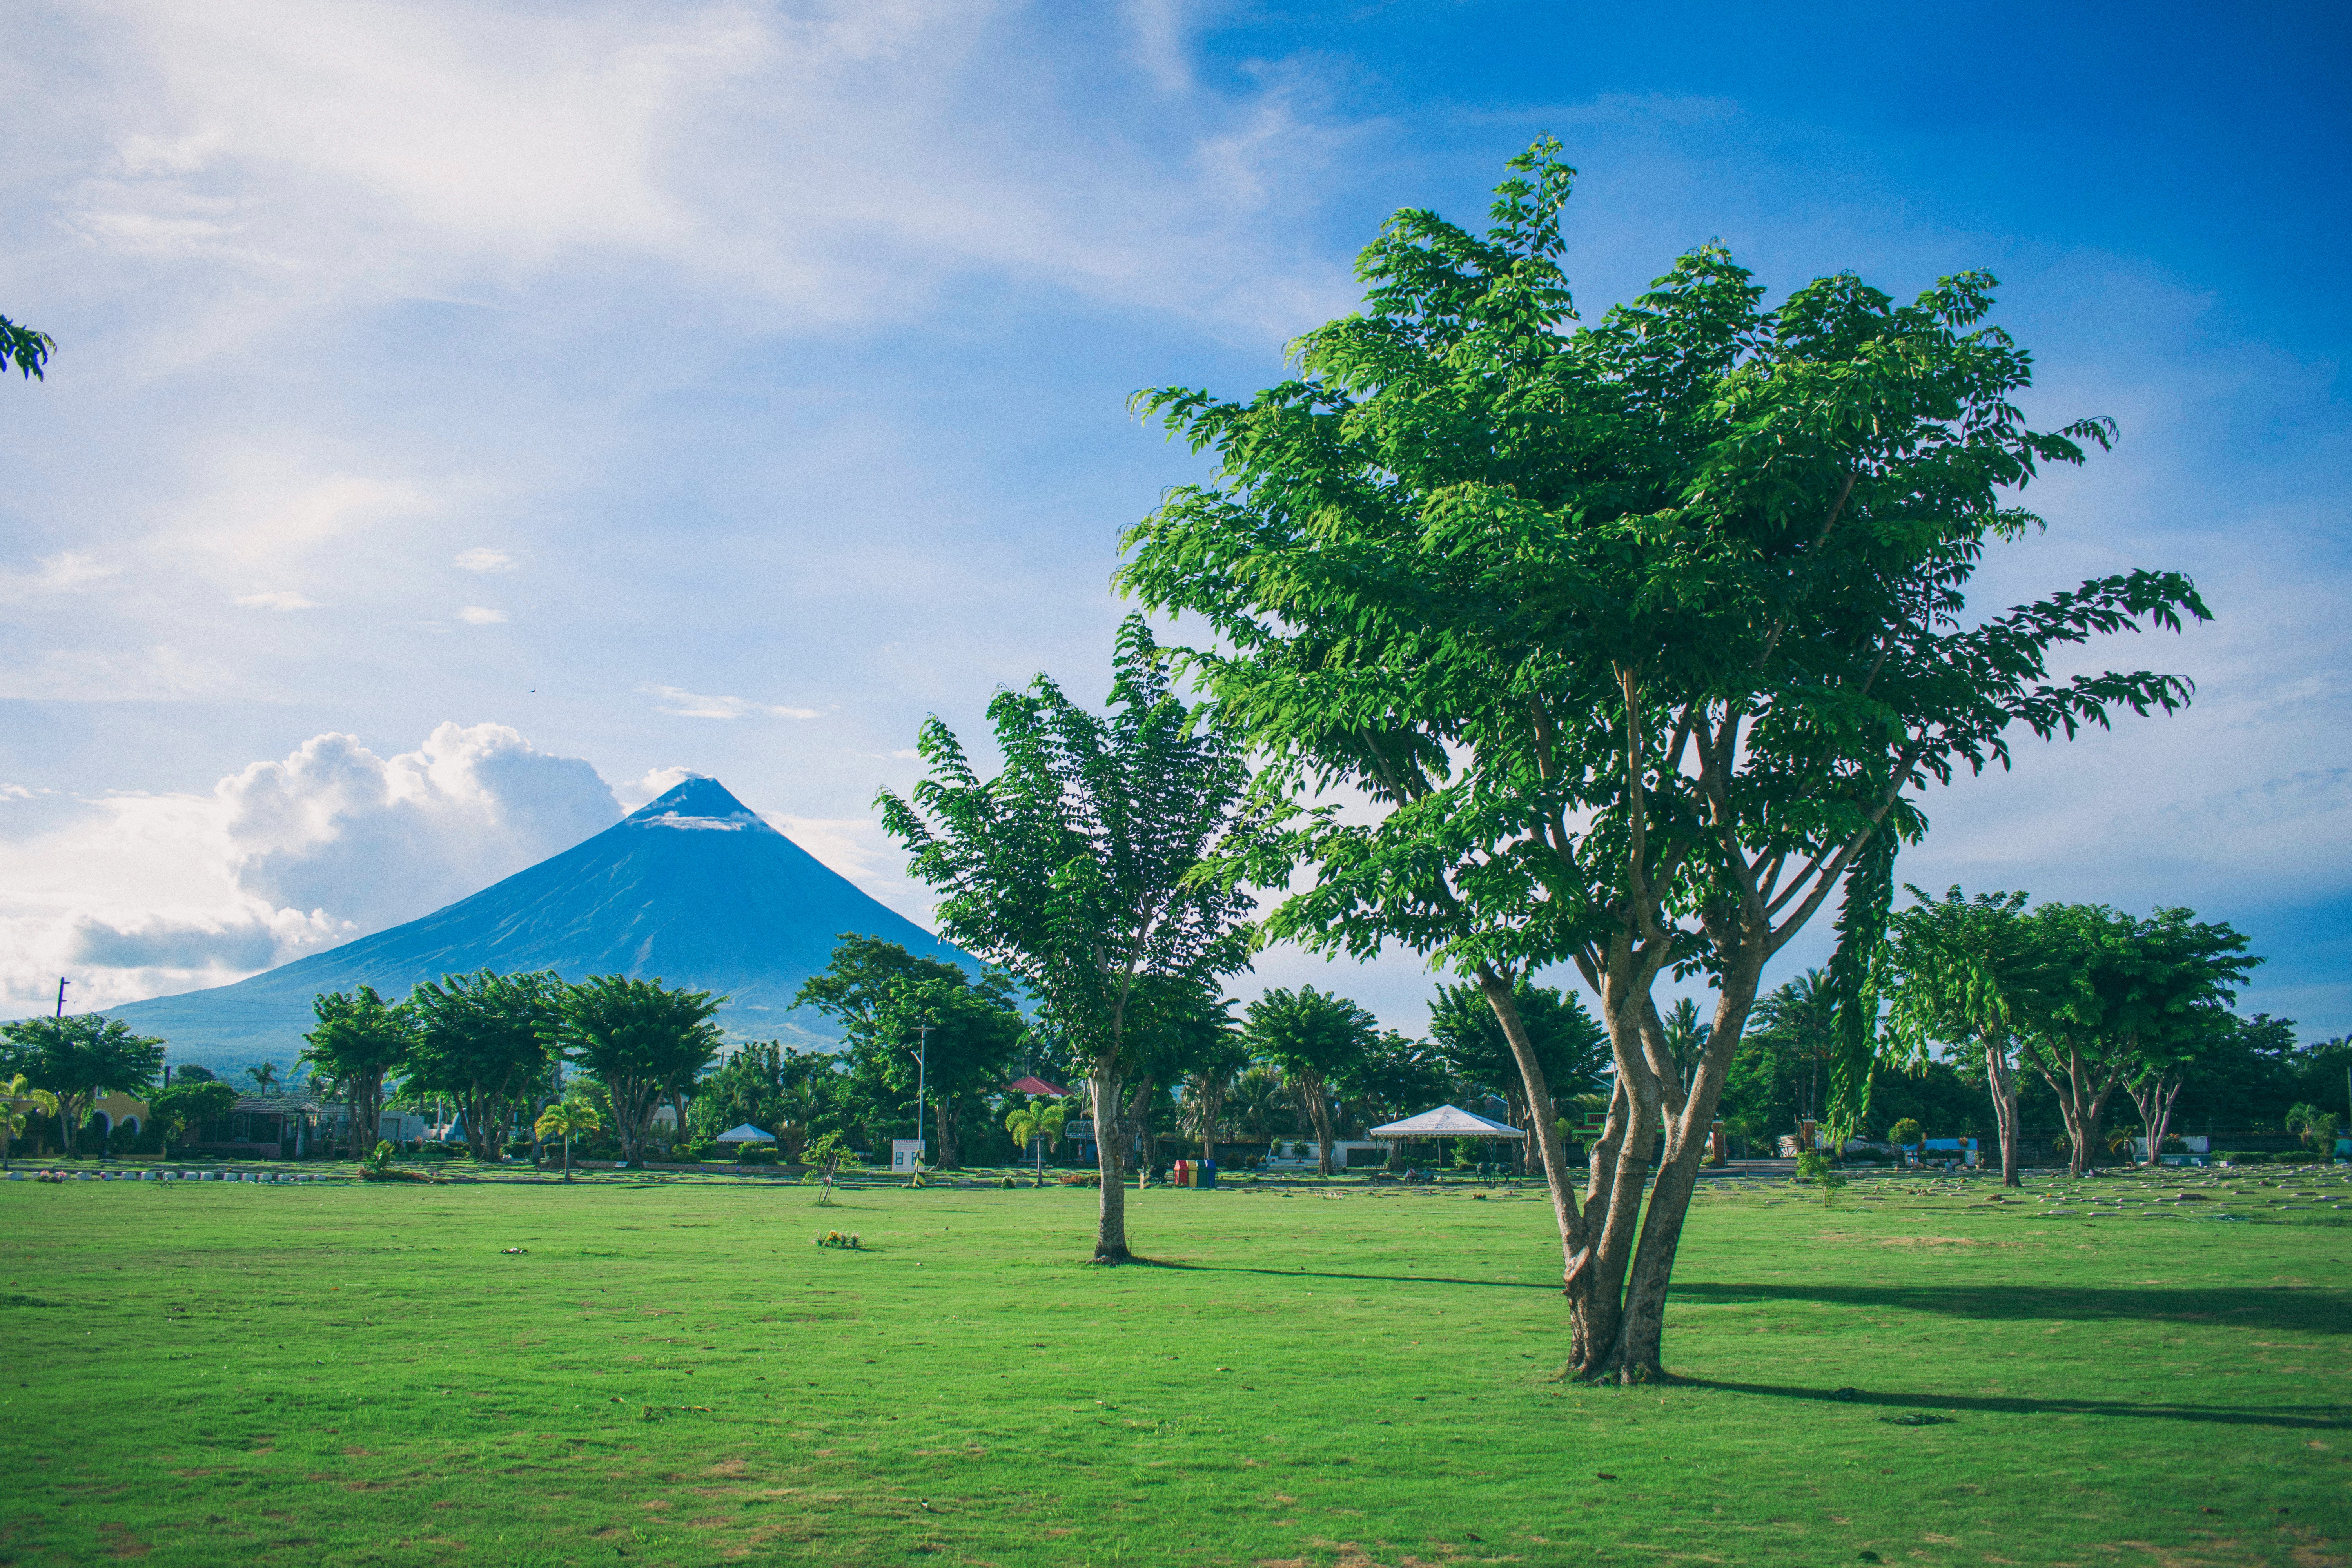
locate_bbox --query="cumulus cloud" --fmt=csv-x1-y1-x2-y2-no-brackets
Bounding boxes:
454,548,514,572
644,685,819,720
456,606,506,624
615,766,708,809
0,723,622,1012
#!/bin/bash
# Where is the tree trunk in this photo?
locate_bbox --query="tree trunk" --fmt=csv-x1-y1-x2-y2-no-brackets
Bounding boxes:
936,1095,960,1168
2129,1073,2184,1168
56,1093,87,1159
1983,1041,2020,1187
563,1135,573,1181
1295,1071,1336,1176
1613,971,1765,1379
1091,1058,1130,1262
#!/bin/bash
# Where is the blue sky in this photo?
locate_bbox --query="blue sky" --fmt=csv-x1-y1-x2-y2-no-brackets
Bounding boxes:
2,1,2345,1038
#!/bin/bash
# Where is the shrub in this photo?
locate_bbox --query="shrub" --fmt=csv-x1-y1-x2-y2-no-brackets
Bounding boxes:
1058,1171,1101,1187
680,1139,722,1163
504,1140,534,1159
736,1146,778,1166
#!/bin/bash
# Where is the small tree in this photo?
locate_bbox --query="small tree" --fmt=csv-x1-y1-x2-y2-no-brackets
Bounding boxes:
301,987,417,1170
2285,1103,2340,1157
149,1081,238,1155
1005,1098,1068,1186
0,1074,58,1167
879,618,1260,1263
1241,987,1376,1176
1885,1117,1924,1164
0,1015,164,1159
548,976,724,1168
534,1098,602,1181
1885,889,2050,1187
1428,979,1609,1177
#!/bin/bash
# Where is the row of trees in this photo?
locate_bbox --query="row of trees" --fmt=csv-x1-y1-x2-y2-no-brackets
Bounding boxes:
298,971,725,1167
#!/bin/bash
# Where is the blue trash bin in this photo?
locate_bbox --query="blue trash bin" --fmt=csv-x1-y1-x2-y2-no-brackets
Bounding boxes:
1198,1158,1216,1189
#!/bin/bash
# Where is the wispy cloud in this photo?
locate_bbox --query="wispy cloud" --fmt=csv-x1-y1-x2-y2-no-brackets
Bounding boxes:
454,548,514,573
235,590,323,611
643,685,820,720
456,606,506,625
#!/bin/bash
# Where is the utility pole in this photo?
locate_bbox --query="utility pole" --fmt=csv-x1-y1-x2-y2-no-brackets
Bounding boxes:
916,1018,931,1163
54,977,68,1018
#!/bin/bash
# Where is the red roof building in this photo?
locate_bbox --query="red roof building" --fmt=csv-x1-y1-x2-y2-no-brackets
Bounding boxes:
1005,1076,1071,1099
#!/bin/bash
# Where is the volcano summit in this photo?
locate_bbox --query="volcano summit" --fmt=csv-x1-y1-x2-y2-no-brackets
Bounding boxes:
108,777,974,1071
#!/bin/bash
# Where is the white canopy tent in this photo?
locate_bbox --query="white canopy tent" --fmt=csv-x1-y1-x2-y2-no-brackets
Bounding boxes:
1367,1105,1527,1142
713,1123,777,1144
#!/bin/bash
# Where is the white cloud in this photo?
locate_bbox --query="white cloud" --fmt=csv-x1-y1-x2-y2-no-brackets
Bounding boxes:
0,723,622,1012
0,646,231,703
644,684,819,720
456,605,506,625
615,766,706,809
234,590,323,610
454,547,514,573
0,551,118,603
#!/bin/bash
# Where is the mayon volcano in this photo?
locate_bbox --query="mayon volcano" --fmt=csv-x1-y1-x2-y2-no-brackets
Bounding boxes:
108,778,975,1071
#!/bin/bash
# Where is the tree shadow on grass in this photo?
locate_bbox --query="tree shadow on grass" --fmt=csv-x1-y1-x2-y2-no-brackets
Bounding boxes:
1133,1258,1553,1289
1673,1281,2352,1336
1680,1377,2352,1431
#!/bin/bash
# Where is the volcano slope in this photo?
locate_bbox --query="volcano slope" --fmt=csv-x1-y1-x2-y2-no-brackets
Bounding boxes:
106,777,973,1068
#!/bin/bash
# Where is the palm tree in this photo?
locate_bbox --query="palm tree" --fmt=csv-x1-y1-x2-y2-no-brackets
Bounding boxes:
533,1098,603,1182
1660,998,1711,1095
1004,1099,1068,1187
2,1075,58,1169
245,1061,282,1096
1233,1065,1286,1148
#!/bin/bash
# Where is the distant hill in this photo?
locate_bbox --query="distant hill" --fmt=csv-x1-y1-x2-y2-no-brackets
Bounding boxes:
103,777,972,1072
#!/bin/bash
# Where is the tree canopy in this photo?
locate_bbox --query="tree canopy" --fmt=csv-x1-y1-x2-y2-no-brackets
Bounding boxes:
879,616,1261,1261
1116,138,2205,1377
0,1015,164,1159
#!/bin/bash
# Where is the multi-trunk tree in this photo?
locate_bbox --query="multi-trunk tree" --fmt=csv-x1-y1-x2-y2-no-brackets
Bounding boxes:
2025,903,2257,1176
1242,986,1379,1176
406,970,566,1162
300,986,417,1168
1117,140,2204,1379
879,617,1261,1262
550,976,725,1167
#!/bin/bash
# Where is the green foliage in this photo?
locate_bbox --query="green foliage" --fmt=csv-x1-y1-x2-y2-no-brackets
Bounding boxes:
407,970,566,1161
548,976,724,1168
877,618,1261,1256
302,985,417,1163
795,935,1027,1166
0,314,55,380
1243,985,1379,1175
1428,978,1607,1110
1114,138,2203,1372
148,1081,238,1151
1886,1117,1924,1152
0,1014,165,1158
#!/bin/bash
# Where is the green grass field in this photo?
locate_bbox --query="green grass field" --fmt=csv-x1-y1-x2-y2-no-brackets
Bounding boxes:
4,1164,2348,1567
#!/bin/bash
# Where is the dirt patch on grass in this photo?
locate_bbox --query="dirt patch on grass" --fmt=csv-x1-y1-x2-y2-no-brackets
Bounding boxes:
96,1524,151,1559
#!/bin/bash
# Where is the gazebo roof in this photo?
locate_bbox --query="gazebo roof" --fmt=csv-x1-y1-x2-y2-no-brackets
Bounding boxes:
1367,1105,1527,1141
713,1123,776,1143
1006,1076,1071,1098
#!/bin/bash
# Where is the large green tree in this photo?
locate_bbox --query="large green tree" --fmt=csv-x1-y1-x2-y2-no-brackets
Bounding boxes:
300,986,417,1169
406,971,565,1162
879,619,1260,1261
0,1016,164,1158
549,976,724,1167
1117,141,2202,1378
2024,903,2258,1176
795,935,1027,1168
1884,888,2056,1185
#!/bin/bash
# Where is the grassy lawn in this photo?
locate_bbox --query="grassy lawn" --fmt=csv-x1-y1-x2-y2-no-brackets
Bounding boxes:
3,1165,2347,1567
